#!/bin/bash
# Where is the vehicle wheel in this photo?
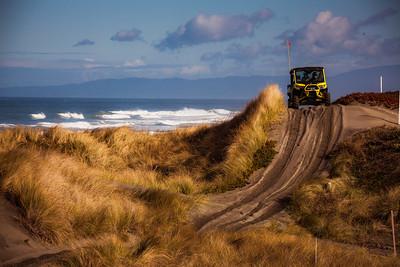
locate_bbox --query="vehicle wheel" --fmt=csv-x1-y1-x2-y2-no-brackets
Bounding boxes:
325,92,331,106
292,96,299,109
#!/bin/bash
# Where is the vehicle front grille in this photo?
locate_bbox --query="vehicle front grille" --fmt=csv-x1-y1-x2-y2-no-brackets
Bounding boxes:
306,86,318,90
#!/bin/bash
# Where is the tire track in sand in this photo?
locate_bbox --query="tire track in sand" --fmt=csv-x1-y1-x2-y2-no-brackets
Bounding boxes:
194,105,398,232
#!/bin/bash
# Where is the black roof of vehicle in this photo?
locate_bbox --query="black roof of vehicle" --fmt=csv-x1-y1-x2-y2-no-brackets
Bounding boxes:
290,66,324,72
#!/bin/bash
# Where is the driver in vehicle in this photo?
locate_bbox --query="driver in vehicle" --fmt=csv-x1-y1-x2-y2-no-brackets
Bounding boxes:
302,72,309,83
311,72,319,83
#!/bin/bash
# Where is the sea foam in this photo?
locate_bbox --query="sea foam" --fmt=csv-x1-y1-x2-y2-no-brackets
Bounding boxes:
58,112,85,119
109,107,233,119
31,112,46,119
37,121,134,130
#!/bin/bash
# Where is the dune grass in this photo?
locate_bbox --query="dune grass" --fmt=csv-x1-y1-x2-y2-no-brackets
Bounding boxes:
1,85,398,266
60,228,398,267
0,85,283,242
0,149,144,243
290,127,400,248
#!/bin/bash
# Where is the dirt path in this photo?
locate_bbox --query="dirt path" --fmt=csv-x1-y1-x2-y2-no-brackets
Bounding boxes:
193,104,399,232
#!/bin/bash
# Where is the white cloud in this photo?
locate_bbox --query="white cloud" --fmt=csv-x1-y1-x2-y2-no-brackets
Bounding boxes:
156,8,273,50
287,10,393,57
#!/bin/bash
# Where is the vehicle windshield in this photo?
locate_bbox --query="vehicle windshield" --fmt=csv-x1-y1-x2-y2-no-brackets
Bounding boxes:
295,69,324,84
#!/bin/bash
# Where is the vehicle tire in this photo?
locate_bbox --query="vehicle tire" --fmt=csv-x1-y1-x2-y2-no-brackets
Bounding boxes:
325,92,331,106
292,96,299,109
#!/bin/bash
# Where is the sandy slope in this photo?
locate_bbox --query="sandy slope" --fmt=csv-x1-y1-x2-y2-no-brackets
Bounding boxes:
193,104,399,232
0,197,69,266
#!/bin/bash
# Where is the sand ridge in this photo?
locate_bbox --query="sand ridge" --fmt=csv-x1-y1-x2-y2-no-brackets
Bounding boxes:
193,104,399,231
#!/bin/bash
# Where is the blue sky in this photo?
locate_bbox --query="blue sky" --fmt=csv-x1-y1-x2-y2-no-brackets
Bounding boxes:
0,0,399,82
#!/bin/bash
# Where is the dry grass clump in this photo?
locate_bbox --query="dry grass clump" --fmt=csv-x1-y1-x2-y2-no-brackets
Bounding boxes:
0,149,144,243
334,91,399,110
181,229,398,267
221,85,284,188
195,84,285,192
58,227,399,267
290,127,400,247
0,126,125,169
90,127,195,173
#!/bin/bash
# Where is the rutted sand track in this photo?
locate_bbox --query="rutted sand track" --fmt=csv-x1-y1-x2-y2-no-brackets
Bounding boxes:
194,105,399,232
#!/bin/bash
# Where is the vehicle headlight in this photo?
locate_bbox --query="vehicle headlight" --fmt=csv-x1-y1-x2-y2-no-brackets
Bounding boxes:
318,85,325,89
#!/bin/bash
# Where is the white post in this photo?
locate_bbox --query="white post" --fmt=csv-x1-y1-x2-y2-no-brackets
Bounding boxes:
287,40,291,72
380,75,383,93
391,210,397,257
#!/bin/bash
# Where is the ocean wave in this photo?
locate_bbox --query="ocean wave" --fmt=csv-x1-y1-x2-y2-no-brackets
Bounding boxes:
97,114,131,119
37,121,134,130
109,107,234,119
0,123,16,128
58,112,85,119
157,119,215,126
30,112,46,119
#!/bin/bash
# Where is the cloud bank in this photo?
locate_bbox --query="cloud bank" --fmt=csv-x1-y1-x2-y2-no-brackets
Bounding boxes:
156,8,273,50
281,9,400,57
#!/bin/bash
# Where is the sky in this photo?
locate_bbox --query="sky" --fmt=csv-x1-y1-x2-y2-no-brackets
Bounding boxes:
0,0,399,83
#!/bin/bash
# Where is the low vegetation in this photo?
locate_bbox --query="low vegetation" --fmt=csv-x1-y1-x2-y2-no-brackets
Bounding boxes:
334,91,399,109
60,228,399,266
290,127,400,249
1,84,327,266
1,86,399,266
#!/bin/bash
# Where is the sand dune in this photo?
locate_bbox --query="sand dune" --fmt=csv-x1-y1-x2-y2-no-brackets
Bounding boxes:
193,105,399,231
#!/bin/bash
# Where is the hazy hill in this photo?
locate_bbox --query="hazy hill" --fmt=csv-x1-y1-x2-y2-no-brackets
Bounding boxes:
0,65,398,99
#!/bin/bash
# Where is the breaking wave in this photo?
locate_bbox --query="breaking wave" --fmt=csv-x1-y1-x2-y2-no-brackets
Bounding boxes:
58,112,85,119
97,114,131,119
2,108,236,131
36,121,135,130
109,107,232,120
30,112,46,119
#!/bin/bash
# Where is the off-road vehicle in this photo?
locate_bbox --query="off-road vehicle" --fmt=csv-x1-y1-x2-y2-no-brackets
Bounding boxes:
287,66,330,109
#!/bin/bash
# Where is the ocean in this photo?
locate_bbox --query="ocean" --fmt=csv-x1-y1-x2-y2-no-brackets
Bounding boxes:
0,97,247,131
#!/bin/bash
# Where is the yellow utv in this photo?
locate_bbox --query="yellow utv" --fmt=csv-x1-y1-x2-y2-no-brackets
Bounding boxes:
287,67,330,109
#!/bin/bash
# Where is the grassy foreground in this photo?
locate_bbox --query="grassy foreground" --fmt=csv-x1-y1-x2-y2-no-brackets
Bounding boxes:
0,85,398,266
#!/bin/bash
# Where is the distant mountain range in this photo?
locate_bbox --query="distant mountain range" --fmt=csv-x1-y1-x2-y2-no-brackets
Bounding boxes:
0,65,399,100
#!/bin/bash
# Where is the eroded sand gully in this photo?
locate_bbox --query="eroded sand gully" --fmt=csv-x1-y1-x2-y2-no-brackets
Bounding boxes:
193,105,399,232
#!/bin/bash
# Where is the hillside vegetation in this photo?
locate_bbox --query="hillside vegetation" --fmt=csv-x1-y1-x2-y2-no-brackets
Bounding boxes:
1,85,398,266
290,127,400,249
334,91,399,110
0,84,324,266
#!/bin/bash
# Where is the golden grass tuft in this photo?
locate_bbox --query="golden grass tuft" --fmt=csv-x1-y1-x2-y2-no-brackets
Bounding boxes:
209,84,285,191
0,149,143,243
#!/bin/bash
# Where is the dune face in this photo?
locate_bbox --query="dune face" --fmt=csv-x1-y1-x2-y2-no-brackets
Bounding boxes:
194,105,399,231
